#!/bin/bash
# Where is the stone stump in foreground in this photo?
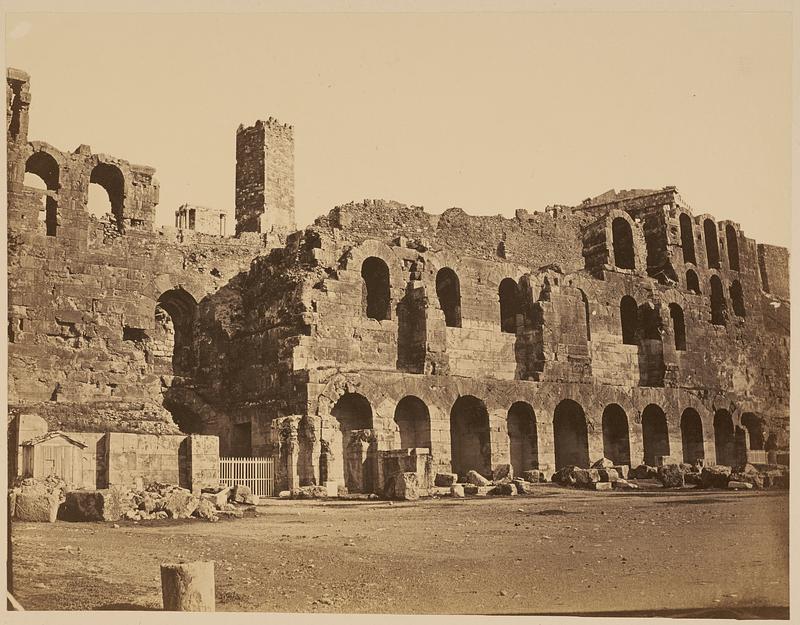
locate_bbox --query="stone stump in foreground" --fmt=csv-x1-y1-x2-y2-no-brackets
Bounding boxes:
160,561,215,611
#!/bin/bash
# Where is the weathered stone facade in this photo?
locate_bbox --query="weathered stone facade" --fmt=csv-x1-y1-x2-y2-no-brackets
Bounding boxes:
7,68,790,494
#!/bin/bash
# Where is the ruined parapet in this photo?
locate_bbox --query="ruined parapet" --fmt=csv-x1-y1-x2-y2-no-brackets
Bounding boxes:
581,209,648,278
758,243,789,299
235,118,295,236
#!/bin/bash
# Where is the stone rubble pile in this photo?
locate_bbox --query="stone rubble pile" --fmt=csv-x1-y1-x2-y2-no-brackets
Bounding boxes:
550,458,789,491
9,477,259,523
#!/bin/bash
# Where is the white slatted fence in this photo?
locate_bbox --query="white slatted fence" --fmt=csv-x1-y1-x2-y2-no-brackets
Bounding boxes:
219,457,275,498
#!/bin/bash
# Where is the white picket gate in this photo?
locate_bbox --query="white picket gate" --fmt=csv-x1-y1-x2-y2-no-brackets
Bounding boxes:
219,457,275,498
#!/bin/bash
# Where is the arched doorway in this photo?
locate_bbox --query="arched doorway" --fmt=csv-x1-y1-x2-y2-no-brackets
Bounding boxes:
713,409,735,466
641,404,670,466
332,392,374,492
741,413,764,450
507,401,538,475
25,152,59,236
601,404,631,466
553,399,589,469
450,396,491,478
88,163,125,228
680,408,704,464
394,396,431,450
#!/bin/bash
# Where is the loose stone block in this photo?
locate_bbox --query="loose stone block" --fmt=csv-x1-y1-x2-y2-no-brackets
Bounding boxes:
727,481,753,490
700,465,732,489
591,482,613,491
450,485,465,498
462,484,479,496
658,464,685,488
161,561,215,612
61,489,126,522
466,470,491,486
598,468,619,483
14,492,59,522
434,473,458,487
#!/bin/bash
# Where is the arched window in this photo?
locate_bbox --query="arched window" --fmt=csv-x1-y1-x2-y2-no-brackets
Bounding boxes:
154,288,198,377
730,280,746,318
725,224,740,271
679,213,696,264
361,257,391,321
620,296,638,345
703,219,720,269
669,303,686,351
612,217,635,270
498,278,520,333
686,269,700,294
710,275,726,326
24,152,59,236
436,267,461,328
88,163,125,226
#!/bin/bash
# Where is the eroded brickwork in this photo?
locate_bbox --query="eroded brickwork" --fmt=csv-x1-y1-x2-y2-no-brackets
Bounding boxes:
7,68,790,494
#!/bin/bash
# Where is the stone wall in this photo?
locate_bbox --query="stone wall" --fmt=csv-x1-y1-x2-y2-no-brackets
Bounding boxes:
6,68,790,497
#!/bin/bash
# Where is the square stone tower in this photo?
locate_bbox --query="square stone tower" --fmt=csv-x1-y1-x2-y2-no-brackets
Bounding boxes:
235,118,296,236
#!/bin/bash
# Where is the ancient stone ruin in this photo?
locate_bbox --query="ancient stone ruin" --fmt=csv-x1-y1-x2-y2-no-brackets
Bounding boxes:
7,67,790,496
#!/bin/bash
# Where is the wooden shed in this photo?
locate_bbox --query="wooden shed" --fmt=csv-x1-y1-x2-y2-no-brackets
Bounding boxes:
21,431,87,487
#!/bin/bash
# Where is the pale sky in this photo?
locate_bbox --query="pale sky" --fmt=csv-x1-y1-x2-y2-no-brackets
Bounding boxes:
5,11,792,246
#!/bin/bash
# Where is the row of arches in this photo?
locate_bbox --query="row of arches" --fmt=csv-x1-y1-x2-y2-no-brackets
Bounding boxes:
326,392,768,485
363,258,745,349
23,152,126,236
679,214,740,271
612,213,741,275
619,296,685,351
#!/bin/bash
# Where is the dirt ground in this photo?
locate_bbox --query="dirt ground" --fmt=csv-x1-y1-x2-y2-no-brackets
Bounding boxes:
8,483,789,617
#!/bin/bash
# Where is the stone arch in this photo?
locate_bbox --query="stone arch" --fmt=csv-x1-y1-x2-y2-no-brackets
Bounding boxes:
553,399,589,469
507,401,538,474
703,218,720,269
436,267,462,328
669,303,687,351
710,275,727,326
332,392,374,492
88,162,125,226
713,409,735,466
450,395,491,478
680,408,704,464
620,295,638,345
394,396,431,450
361,256,391,321
686,269,701,294
679,213,696,264
741,412,764,450
641,404,670,466
725,224,740,271
154,288,198,377
498,278,520,333
24,151,59,236
601,404,631,466
730,280,746,318
612,217,635,270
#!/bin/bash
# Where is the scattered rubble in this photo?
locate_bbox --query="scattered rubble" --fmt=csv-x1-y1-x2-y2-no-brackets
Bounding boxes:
9,478,259,523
